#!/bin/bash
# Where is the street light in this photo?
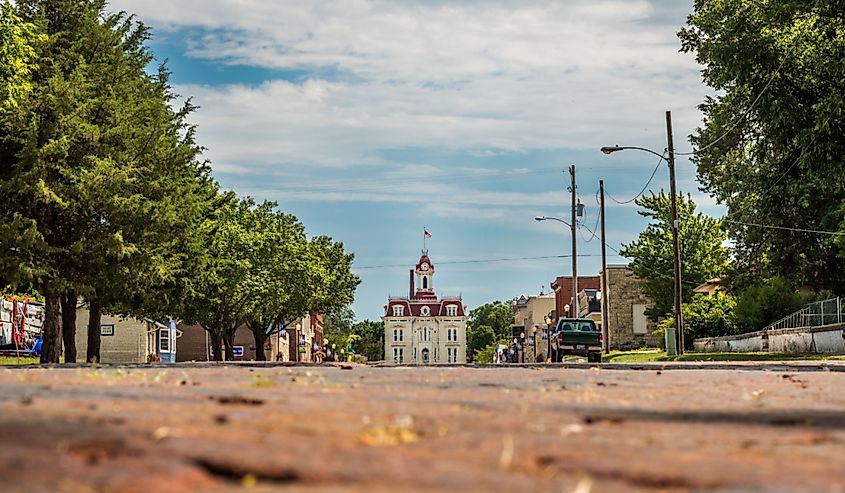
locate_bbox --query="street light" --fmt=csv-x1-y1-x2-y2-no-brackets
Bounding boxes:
600,110,684,355
532,326,538,363
544,314,553,364
535,215,580,318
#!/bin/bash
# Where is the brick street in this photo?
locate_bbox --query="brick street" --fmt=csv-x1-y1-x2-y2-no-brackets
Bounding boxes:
2,363,845,492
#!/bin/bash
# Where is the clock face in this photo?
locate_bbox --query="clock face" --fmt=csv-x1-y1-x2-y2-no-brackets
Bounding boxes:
420,263,429,271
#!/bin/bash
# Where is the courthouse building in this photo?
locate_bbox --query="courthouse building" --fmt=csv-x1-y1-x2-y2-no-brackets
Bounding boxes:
382,251,467,364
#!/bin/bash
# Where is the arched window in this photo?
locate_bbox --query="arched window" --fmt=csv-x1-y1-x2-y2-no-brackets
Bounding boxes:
422,276,428,289
421,306,430,316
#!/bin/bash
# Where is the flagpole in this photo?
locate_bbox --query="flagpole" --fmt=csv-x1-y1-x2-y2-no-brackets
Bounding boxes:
423,227,427,253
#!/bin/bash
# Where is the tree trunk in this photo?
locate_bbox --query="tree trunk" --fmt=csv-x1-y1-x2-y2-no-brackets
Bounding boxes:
223,333,234,361
40,286,62,364
61,290,77,363
251,326,268,361
86,298,102,363
209,330,223,362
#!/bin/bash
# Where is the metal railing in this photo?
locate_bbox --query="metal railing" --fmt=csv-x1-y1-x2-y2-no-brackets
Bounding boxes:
763,297,844,332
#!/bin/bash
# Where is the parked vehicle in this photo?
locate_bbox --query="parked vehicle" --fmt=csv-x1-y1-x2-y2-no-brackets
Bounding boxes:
552,318,602,363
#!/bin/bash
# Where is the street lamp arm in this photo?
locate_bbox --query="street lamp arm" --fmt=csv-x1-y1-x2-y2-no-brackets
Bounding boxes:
600,145,666,160
535,215,572,227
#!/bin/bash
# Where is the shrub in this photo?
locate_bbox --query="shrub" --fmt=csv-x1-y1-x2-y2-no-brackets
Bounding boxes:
734,277,803,331
656,292,738,349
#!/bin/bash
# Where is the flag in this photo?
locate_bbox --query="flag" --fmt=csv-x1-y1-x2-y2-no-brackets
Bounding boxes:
424,230,432,239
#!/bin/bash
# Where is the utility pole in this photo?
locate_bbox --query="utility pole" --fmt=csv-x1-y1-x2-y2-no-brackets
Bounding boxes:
666,110,684,355
599,180,609,354
569,165,579,319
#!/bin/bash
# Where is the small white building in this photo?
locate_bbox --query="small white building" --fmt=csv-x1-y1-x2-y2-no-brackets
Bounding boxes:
382,251,467,364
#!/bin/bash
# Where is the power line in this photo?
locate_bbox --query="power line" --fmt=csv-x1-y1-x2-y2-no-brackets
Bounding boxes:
725,220,845,237
675,17,808,157
606,151,666,205
354,253,614,271
726,134,817,221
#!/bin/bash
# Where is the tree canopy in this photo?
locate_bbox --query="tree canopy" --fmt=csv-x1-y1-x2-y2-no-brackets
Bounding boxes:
679,0,845,293
0,0,359,363
620,191,729,319
0,2,42,110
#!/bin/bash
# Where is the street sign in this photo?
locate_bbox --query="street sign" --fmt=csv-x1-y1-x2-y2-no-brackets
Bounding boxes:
232,346,244,357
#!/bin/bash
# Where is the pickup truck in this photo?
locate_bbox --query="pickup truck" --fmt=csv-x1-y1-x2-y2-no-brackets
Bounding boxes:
552,318,602,363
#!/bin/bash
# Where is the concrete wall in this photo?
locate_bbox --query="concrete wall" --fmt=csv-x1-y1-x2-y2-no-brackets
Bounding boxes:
693,331,767,353
694,324,845,355
768,325,845,354
603,266,659,349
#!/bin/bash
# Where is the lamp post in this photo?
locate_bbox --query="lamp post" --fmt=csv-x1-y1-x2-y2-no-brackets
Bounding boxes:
532,326,538,363
544,315,553,364
600,111,683,355
535,215,579,318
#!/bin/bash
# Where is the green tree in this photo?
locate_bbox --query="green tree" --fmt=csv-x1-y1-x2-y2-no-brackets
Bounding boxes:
620,191,729,320
0,0,216,363
350,320,384,362
679,0,845,292
467,301,513,339
466,300,513,361
0,1,42,110
657,292,738,349
733,277,804,331
467,324,494,360
241,207,359,361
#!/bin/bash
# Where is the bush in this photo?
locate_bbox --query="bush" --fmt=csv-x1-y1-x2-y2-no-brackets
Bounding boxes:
656,292,738,349
734,277,803,331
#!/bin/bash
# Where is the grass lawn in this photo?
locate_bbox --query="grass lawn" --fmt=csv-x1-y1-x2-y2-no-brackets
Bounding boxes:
604,349,845,363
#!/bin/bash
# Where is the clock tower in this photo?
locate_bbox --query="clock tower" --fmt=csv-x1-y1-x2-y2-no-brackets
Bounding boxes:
415,251,435,297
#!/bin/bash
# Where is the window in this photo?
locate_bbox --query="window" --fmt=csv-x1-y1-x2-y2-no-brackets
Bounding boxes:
393,329,404,342
159,329,170,352
447,347,458,363
392,305,404,317
420,306,430,316
422,276,428,289
446,328,457,342
393,347,404,364
446,305,458,317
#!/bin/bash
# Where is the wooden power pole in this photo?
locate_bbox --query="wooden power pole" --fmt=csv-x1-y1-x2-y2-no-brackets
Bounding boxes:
599,180,609,354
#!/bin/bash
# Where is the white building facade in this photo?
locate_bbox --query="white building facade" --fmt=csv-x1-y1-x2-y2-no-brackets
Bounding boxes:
382,252,467,364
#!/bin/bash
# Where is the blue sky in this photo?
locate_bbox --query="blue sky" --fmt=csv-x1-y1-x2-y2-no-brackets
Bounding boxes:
110,0,722,321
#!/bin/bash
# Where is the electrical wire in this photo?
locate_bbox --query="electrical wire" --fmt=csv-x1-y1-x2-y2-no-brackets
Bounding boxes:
725,134,817,223
354,253,614,270
579,198,601,243
725,220,845,237
606,151,666,205
675,15,808,157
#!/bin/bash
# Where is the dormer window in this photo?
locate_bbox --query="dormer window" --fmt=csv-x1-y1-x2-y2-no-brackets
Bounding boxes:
446,305,458,317
392,305,404,317
420,306,430,316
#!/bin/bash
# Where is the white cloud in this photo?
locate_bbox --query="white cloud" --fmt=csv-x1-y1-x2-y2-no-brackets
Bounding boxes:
110,0,705,171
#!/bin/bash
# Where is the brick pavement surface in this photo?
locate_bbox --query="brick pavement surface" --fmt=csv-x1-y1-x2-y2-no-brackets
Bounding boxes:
1,362,845,492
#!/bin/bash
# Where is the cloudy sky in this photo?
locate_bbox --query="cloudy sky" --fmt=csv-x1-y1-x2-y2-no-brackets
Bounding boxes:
109,0,721,321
